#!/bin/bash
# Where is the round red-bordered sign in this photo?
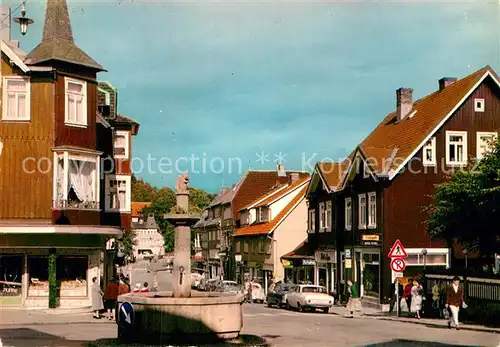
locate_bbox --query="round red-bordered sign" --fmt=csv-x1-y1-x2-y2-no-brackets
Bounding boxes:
390,257,406,273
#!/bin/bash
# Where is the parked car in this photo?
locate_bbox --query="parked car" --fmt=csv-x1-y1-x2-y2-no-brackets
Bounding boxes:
285,285,334,313
222,281,242,294
267,283,295,308
250,282,266,303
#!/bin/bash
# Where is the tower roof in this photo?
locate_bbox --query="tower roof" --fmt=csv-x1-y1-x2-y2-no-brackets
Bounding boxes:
26,0,105,71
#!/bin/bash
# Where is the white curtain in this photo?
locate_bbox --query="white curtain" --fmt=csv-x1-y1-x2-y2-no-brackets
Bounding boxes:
68,160,95,202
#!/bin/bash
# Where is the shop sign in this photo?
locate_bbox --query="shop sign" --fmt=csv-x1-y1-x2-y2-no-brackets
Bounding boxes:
281,259,293,268
315,251,336,263
344,259,352,268
345,249,352,259
0,282,21,297
302,259,315,266
361,234,381,246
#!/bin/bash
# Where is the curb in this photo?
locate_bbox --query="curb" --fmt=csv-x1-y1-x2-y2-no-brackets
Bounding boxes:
376,316,500,334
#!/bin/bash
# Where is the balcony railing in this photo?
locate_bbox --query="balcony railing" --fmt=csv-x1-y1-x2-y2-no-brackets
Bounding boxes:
53,199,99,210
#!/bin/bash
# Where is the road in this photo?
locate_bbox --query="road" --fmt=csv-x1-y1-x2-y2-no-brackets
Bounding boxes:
120,260,173,291
1,304,499,347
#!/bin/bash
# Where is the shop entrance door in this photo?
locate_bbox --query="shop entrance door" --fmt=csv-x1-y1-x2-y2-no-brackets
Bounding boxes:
318,267,328,288
0,254,23,307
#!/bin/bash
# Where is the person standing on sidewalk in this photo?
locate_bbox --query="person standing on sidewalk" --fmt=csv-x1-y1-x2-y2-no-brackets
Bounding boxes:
403,278,413,317
446,276,465,330
345,280,362,318
410,279,423,319
91,277,104,319
389,278,403,315
103,278,119,321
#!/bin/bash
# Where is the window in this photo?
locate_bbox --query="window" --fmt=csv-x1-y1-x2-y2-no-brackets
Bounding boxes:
267,240,272,254
223,206,232,220
423,137,436,166
194,234,201,249
114,131,129,158
105,174,131,212
244,241,249,253
368,192,376,228
258,207,269,222
214,207,221,218
325,201,332,232
358,194,367,229
319,202,325,232
241,211,249,225
259,240,265,253
345,198,352,231
476,132,497,160
2,76,30,121
53,152,99,210
64,78,87,127
474,98,485,112
446,131,468,166
235,241,241,253
308,209,316,233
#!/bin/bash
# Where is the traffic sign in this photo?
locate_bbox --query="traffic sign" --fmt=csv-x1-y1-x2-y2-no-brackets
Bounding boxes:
118,302,135,327
390,257,406,273
388,239,408,258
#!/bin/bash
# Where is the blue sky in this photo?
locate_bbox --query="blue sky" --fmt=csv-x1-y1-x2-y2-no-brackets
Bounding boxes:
9,0,499,192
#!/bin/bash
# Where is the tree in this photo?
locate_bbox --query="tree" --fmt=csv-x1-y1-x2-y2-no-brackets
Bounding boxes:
131,174,157,202
427,137,500,268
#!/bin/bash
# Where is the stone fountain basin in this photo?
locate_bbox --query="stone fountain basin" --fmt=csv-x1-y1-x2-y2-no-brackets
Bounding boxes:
117,291,245,344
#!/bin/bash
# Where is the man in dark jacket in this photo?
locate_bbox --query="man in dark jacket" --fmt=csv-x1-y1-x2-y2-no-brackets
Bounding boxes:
445,276,464,330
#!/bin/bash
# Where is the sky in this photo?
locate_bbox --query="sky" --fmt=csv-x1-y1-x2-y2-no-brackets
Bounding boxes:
7,0,500,193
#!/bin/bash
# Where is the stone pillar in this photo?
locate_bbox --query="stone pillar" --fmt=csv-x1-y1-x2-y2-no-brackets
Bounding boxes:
177,192,189,212
173,225,191,298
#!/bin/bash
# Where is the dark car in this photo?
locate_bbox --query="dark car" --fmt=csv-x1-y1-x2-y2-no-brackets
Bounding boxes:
267,283,295,308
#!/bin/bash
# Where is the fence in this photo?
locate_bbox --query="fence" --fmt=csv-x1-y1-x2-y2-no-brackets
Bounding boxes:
425,274,500,302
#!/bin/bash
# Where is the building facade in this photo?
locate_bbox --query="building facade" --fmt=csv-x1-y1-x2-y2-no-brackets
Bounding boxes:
233,173,310,290
297,66,500,306
0,0,138,308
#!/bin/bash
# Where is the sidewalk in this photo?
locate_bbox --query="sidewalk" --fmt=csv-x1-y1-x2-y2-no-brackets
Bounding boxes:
328,305,500,335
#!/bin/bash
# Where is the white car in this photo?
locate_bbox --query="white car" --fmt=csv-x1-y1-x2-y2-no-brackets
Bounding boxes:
251,283,266,303
285,285,333,313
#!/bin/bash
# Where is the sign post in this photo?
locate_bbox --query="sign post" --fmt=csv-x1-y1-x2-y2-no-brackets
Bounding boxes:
118,302,135,328
388,239,407,318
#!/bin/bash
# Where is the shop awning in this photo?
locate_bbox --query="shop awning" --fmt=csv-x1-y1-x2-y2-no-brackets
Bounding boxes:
281,239,314,261
0,224,122,236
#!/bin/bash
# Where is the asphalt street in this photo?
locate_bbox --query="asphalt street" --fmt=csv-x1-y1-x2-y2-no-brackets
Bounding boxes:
1,304,499,347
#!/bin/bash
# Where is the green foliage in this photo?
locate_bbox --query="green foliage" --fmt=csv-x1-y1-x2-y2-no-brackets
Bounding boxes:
48,253,57,309
426,136,500,260
131,176,214,254
120,230,137,259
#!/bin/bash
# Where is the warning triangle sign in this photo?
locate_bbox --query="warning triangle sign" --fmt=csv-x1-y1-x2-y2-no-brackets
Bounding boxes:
388,239,408,258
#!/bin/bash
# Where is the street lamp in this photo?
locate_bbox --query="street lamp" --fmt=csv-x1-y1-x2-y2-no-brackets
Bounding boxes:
463,248,468,270
13,2,34,36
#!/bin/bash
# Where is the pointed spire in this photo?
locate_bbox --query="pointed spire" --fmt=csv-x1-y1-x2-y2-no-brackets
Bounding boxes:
42,0,73,42
26,0,105,71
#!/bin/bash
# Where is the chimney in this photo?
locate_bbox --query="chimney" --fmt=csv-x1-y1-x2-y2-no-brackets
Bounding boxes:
277,164,286,177
289,172,300,185
0,6,11,43
438,77,457,91
396,88,413,121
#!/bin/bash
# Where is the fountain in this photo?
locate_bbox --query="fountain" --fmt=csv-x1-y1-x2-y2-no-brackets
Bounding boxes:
116,172,245,345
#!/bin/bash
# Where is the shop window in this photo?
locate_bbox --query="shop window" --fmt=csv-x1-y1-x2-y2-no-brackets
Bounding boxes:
235,240,241,253
244,241,249,253
0,254,23,304
28,256,49,297
57,256,88,297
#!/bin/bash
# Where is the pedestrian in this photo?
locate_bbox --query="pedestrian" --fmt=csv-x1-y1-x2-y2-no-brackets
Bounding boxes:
103,277,119,321
91,277,104,319
445,276,466,330
389,278,403,315
345,280,362,317
410,279,423,319
140,282,150,293
246,279,253,303
403,278,413,317
432,281,441,316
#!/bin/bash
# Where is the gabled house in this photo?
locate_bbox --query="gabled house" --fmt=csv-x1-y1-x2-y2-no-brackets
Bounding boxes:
193,165,309,281
304,66,500,306
233,173,310,289
0,0,138,308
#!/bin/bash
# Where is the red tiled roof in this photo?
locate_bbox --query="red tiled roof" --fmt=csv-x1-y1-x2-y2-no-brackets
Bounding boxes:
281,239,314,260
232,170,309,220
251,176,310,209
233,185,307,237
358,66,496,176
316,160,352,191
131,202,151,218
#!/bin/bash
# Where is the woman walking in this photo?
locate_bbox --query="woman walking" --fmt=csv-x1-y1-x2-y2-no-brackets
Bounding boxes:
410,279,423,319
91,277,104,319
103,277,119,321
